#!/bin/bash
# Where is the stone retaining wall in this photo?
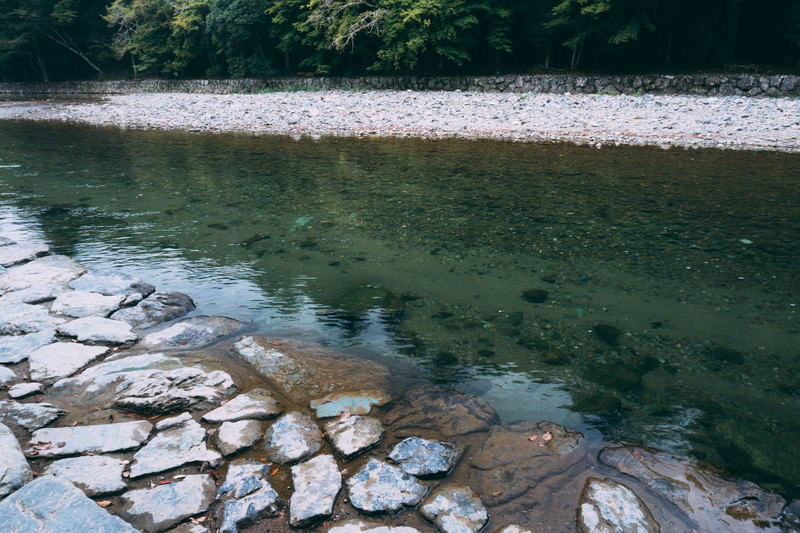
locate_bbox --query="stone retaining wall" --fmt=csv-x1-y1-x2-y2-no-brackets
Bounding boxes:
1,73,798,97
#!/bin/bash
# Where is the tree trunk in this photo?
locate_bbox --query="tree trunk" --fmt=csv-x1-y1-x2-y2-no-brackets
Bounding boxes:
34,44,49,82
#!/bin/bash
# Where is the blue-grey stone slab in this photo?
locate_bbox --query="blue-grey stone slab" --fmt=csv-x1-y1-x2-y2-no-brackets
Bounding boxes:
0,255,86,293
388,437,459,477
43,454,128,496
0,329,56,363
0,476,139,533
138,316,246,349
577,477,659,533
119,474,216,532
0,242,50,268
217,419,263,457
263,411,322,464
310,389,391,418
290,454,341,527
110,291,196,329
129,418,221,478
8,382,43,399
0,364,15,385
50,290,126,318
0,421,32,498
0,399,65,431
326,520,423,533
324,415,384,459
216,459,279,533
57,316,138,345
69,270,155,299
28,420,153,457
346,458,428,513
419,485,489,533
29,341,110,382
0,302,63,335
202,388,281,423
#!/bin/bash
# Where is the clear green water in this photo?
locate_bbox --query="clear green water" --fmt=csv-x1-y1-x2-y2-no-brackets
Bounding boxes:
1,120,799,497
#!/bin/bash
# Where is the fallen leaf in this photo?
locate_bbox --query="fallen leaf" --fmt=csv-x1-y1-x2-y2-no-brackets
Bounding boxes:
538,442,546,447
70,421,79,426
492,491,503,497
97,500,112,508
159,480,172,485
271,342,281,346
271,466,280,476
543,431,553,442
528,434,537,441
122,471,130,478
32,441,52,450
632,449,643,459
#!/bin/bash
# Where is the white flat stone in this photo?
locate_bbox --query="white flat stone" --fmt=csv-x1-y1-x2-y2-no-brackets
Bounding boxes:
8,382,43,399
290,454,341,527
50,290,125,318
201,388,280,423
119,474,216,532
217,419,263,457
0,329,56,363
29,341,110,382
130,418,221,478
0,421,32,498
57,316,138,345
0,365,15,385
0,255,86,293
44,455,128,496
0,242,50,267
28,420,153,457
0,302,63,335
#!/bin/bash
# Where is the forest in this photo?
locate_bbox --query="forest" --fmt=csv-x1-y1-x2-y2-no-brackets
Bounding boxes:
1,0,799,82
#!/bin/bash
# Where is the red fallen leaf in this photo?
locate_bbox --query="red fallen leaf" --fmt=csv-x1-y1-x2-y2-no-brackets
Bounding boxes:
97,500,112,508
472,492,480,498
632,449,644,459
159,480,172,485
528,434,538,441
70,421,79,426
32,441,52,450
542,431,553,442
271,342,282,346
271,466,280,476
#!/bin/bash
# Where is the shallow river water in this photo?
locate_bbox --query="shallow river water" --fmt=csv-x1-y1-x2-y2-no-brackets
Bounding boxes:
1,120,799,498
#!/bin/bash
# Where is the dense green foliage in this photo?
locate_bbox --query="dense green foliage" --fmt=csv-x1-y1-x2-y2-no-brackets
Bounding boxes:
0,0,798,81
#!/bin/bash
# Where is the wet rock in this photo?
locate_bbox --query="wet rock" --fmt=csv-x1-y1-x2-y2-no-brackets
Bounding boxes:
0,329,55,363
217,419,263,456
0,302,64,335
28,420,152,457
310,389,391,418
52,352,237,414
29,341,110,382
324,415,384,459
170,524,209,533
0,242,50,267
577,477,660,533
130,416,221,478
233,336,392,403
0,399,66,431
0,255,87,293
469,421,585,507
138,316,246,349
8,381,42,399
388,437,459,477
216,459,279,533
110,291,196,329
69,269,155,300
50,290,125,318
119,474,216,532
202,388,281,423
521,289,549,304
0,282,69,305
383,385,500,437
494,526,533,533
43,455,128,496
347,458,428,513
0,476,137,532
290,454,342,527
593,324,621,347
57,316,138,345
0,421,32,498
327,520,422,532
705,346,745,365
599,445,788,532
264,411,322,464
419,485,489,533
0,364,15,385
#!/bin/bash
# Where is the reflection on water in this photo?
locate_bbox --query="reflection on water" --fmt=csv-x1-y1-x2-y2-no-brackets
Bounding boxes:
1,120,799,497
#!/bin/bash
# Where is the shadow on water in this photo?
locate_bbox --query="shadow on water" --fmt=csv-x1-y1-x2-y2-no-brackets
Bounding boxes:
1,119,799,498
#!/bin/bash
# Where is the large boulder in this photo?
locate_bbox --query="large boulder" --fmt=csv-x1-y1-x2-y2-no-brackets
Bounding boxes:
233,336,392,403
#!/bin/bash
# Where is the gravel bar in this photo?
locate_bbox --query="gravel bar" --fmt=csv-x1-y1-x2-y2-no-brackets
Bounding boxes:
3,91,799,152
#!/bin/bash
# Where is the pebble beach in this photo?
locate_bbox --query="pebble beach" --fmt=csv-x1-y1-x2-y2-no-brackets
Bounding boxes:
2,90,800,152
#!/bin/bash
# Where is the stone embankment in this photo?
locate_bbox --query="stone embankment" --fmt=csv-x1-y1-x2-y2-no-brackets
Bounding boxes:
2,223,800,531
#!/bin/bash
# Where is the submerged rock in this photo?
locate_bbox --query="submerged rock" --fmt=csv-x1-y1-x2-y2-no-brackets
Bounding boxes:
202,388,281,423
469,421,585,507
388,437,459,477
50,290,125,318
130,415,221,478
326,520,422,532
217,419,263,456
138,315,247,349
263,411,323,464
28,420,152,457
28,341,110,382
110,290,196,329
119,474,216,532
233,336,392,403
599,445,788,532
216,459,279,533
0,476,137,533
51,351,237,414
290,454,342,527
57,316,138,345
0,255,86,294
0,421,32,499
419,485,489,533
310,389,392,418
0,329,56,363
44,454,128,496
0,399,66,431
324,415,384,459
577,477,660,533
69,269,155,300
384,385,500,437
346,458,428,513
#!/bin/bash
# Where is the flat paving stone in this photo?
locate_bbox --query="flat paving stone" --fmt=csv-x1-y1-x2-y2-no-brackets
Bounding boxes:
0,421,32,499
290,454,341,527
577,477,660,533
202,388,281,423
0,242,50,267
130,417,221,478
119,474,216,532
29,341,111,382
0,255,86,293
0,302,64,335
138,316,246,349
346,458,428,513
0,399,66,431
57,316,138,345
0,364,15,385
0,329,56,363
43,454,128,496
310,389,392,418
326,521,423,533
110,291,196,329
28,420,153,457
50,290,126,318
388,437,459,477
217,419,263,457
69,269,155,299
8,381,43,399
0,475,138,533
216,459,279,533
324,415,384,459
263,411,323,464
419,485,489,533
